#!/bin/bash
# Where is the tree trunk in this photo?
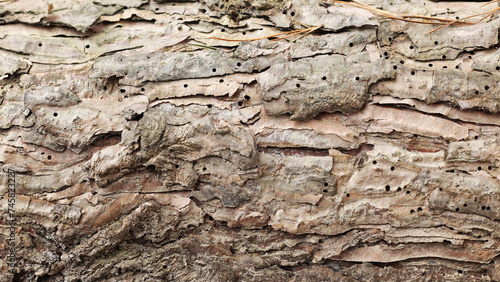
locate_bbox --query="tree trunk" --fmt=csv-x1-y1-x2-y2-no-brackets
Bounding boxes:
1,0,500,281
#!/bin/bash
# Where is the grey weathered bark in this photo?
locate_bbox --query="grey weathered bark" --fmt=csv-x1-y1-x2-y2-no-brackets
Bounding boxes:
1,0,500,281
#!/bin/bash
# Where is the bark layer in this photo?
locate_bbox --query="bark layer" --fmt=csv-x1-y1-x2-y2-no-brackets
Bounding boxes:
1,0,500,281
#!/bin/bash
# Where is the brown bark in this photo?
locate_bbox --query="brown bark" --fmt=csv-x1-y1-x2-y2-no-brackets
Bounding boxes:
1,0,500,281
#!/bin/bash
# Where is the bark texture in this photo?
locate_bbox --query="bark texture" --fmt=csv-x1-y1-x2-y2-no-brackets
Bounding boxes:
1,0,500,281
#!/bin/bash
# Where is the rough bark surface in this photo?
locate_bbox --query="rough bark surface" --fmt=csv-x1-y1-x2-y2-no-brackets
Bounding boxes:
1,0,500,281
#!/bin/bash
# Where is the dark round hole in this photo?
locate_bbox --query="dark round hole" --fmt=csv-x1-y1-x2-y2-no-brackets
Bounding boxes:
397,187,402,192
463,203,467,207
384,52,388,56
103,86,107,91
221,29,225,32
200,8,206,13
318,239,324,244
406,191,411,195
208,216,214,221
120,89,126,93
439,188,443,191
324,182,328,187
455,65,459,69
141,88,145,92
85,44,90,48
496,66,500,71
41,152,45,155
202,167,207,171
458,270,463,274
219,79,224,83
282,10,287,15
47,155,52,160
429,64,433,67
207,104,212,108
244,95,250,100
238,101,243,106
478,166,482,170
183,84,188,88
390,166,395,171
475,90,479,95
346,193,350,197
296,83,301,88
474,136,479,140
488,166,492,170
456,16,459,20
290,11,295,16
373,161,377,165
411,71,415,75
212,68,216,72
237,62,241,67
385,185,390,191
482,206,486,210
487,206,491,210
242,31,246,35
355,76,360,81
417,207,422,212
434,41,438,45
393,65,398,70
410,209,415,214
175,164,179,168
155,8,159,11
442,55,447,59
388,37,392,42
322,76,326,80
323,189,328,193
400,60,404,64
39,43,42,47
349,43,354,47
443,66,447,69
485,85,490,91
53,113,58,117
456,208,460,212
410,46,414,49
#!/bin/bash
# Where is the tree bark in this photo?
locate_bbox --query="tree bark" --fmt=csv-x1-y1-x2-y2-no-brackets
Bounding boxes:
1,0,500,281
